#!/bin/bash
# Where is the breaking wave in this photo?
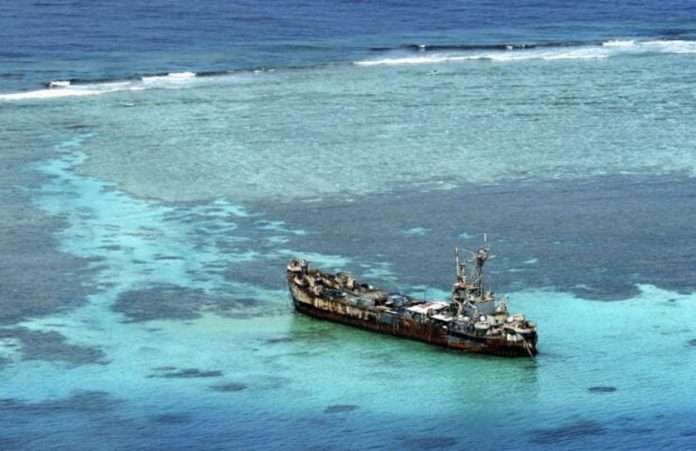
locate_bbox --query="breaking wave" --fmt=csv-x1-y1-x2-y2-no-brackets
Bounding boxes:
0,71,237,101
0,81,135,100
1,39,694,100
141,71,196,85
48,80,71,88
0,67,288,101
356,39,696,66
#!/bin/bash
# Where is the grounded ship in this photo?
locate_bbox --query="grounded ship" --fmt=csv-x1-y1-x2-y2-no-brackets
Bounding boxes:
287,240,537,357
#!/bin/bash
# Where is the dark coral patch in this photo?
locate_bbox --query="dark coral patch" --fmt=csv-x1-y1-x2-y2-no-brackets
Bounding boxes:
254,376,291,391
148,367,223,379
0,208,95,326
113,285,212,322
0,391,119,414
687,339,696,347
324,404,359,414
0,142,101,327
0,327,106,367
588,386,617,393
261,175,696,300
64,124,90,130
209,382,248,392
113,284,263,322
154,255,185,261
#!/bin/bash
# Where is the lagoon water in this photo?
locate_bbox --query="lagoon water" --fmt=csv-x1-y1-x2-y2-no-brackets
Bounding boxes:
1,1,695,449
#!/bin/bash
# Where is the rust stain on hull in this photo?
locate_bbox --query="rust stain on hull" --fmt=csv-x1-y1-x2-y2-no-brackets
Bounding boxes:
290,284,536,358
287,240,537,358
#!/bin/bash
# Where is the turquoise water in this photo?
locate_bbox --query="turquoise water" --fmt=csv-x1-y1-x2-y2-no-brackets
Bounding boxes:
1,3,696,449
4,44,696,203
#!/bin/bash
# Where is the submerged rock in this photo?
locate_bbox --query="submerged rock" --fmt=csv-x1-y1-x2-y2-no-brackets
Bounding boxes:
324,404,359,414
0,327,106,367
209,382,248,392
588,386,617,393
265,337,293,344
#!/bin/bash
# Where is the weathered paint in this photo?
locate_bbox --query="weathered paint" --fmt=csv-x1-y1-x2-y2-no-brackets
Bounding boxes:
289,283,536,357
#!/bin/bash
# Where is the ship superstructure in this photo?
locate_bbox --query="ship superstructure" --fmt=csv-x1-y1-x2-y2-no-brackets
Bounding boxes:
287,240,537,357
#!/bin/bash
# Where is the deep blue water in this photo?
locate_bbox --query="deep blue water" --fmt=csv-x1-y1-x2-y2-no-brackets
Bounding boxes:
1,0,695,91
1,1,695,450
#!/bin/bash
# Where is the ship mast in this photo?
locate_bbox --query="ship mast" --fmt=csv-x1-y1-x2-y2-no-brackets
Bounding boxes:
452,235,492,310
470,245,489,297
452,248,465,316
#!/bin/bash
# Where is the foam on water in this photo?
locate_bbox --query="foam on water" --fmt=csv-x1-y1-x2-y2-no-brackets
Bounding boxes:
142,71,196,81
0,72,233,101
48,80,71,88
0,85,116,100
355,39,696,66
642,39,696,53
141,71,197,86
2,39,695,102
601,39,638,48
51,48,691,203
0,47,693,219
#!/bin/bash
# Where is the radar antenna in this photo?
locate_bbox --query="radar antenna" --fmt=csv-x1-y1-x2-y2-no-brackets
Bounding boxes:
453,234,494,301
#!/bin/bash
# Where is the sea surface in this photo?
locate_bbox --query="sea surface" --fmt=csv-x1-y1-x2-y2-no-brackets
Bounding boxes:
1,1,695,449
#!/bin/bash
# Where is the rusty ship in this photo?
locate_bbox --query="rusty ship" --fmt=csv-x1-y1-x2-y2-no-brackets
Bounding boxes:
287,240,537,357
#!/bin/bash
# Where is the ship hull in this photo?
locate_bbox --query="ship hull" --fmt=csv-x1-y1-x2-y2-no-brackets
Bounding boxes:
290,285,535,357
